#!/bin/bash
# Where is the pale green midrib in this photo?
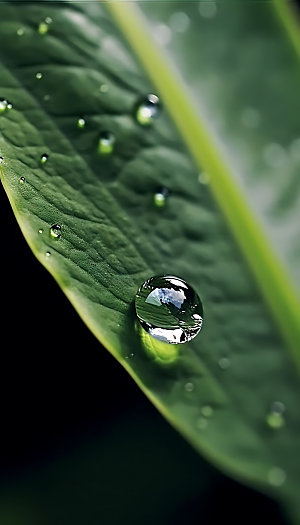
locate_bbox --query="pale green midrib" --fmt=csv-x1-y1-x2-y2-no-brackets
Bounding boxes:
273,0,300,59
106,2,300,371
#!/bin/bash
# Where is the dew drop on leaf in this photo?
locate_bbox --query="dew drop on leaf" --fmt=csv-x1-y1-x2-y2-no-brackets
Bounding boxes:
135,275,203,344
36,72,43,80
201,405,213,417
154,187,168,207
38,228,43,234
266,401,286,429
196,417,208,430
185,382,194,392
38,17,52,35
0,98,12,113
99,83,109,93
40,153,48,164
50,224,62,239
45,251,51,257
77,117,86,129
268,467,286,487
19,176,25,184
136,94,160,125
218,357,230,370
98,131,115,155
17,27,24,36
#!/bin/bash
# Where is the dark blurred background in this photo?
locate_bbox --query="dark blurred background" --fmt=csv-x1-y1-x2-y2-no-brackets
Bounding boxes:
0,180,289,524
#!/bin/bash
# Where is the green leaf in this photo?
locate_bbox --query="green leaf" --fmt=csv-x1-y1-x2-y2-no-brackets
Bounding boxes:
0,1,299,521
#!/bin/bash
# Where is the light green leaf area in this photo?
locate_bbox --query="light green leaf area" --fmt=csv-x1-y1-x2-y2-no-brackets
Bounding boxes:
0,1,300,520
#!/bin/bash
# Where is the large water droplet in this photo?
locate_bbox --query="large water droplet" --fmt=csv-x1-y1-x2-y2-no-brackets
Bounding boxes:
98,131,115,155
50,224,61,239
154,187,168,207
40,153,48,164
266,401,285,429
0,98,12,114
135,275,203,344
136,94,160,125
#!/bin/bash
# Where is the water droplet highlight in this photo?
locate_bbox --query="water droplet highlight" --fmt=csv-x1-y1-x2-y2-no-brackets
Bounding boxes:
40,153,48,164
154,187,168,207
0,156,4,164
77,117,85,129
135,275,203,344
45,251,51,257
98,131,115,155
0,99,12,114
50,224,61,239
268,467,286,487
266,401,285,429
17,27,24,36
19,176,25,184
38,228,43,234
136,94,160,125
36,72,43,80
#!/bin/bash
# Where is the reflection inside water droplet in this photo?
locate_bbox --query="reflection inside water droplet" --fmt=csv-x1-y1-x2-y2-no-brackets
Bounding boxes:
135,275,203,344
136,94,160,125
38,17,52,35
50,224,61,239
46,251,51,257
38,228,43,234
19,176,25,184
0,98,12,113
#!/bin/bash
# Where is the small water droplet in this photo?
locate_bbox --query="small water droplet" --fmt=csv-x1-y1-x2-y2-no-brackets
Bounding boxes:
0,156,4,164
38,17,52,35
199,1,217,19
136,94,160,125
0,99,12,114
198,172,210,184
218,357,230,370
45,251,51,257
43,94,50,102
268,467,286,487
77,117,85,129
99,83,109,93
185,382,194,392
169,11,190,33
135,275,203,344
197,417,208,430
38,228,43,234
40,153,48,164
17,27,24,36
50,224,61,239
19,176,25,184
98,131,115,155
154,187,168,207
36,72,43,80
201,405,213,417
266,401,286,429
